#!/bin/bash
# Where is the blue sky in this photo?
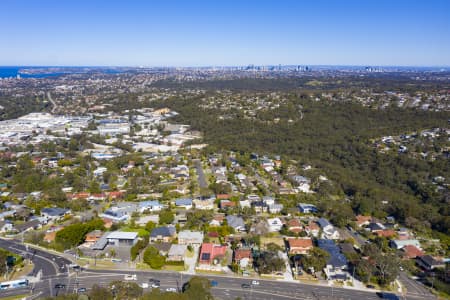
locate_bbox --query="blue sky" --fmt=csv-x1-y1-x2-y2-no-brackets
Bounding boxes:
1,0,449,66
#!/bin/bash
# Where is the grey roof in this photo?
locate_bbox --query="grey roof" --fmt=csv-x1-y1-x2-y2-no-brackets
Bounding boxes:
317,218,332,228
318,239,347,268
150,242,172,253
15,219,41,232
168,244,187,257
226,215,245,229
178,230,204,241
107,231,138,240
150,226,176,237
92,233,109,250
41,207,69,216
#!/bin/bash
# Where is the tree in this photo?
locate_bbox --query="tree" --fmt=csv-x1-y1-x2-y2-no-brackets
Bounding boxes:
301,247,330,273
143,246,166,269
145,221,156,232
183,276,214,300
159,210,174,225
88,284,113,300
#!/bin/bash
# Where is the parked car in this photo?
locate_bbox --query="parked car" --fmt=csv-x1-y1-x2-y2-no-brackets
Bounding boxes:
124,274,137,281
151,282,161,288
140,283,149,289
77,287,87,293
376,292,400,300
55,283,66,289
251,280,260,285
166,287,177,292
366,284,375,289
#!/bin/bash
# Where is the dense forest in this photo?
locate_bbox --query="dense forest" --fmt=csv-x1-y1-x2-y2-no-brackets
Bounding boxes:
151,93,450,237
0,95,50,120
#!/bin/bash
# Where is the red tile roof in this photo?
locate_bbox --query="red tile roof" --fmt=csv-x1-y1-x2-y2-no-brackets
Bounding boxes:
402,245,424,259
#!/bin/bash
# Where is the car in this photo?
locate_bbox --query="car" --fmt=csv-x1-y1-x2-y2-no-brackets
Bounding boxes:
149,278,160,283
151,282,160,288
140,283,149,289
77,287,87,293
210,280,218,287
54,283,66,289
251,280,260,285
399,266,404,271
166,287,177,292
366,284,375,289
241,283,251,289
376,292,400,300
124,274,137,281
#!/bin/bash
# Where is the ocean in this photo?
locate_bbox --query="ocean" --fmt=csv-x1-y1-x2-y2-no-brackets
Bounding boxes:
0,66,65,78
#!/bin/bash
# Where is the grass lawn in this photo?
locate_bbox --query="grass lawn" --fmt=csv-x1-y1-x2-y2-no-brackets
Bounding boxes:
9,262,34,280
0,295,29,300
163,265,186,272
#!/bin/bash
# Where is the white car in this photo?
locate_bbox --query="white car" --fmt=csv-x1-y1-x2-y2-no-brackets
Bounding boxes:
251,280,260,285
140,283,149,289
124,274,137,281
166,287,177,292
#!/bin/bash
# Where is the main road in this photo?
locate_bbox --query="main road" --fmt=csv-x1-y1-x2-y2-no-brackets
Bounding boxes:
0,238,431,299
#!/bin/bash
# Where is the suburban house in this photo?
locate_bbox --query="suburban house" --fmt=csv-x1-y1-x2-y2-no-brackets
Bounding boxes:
287,219,303,233
253,201,268,214
355,215,372,227
219,200,236,210
416,255,446,271
267,217,283,232
287,238,313,255
178,230,204,246
317,218,340,240
390,239,421,250
167,244,187,262
139,200,163,213
175,198,193,210
193,198,215,210
298,203,318,214
401,245,425,259
0,221,14,233
366,222,386,233
233,248,253,269
226,215,246,232
268,203,283,214
85,230,104,246
41,207,70,222
150,226,177,242
305,221,320,237
262,196,275,206
150,242,172,256
199,243,227,265
15,219,42,232
318,239,348,281
106,231,138,246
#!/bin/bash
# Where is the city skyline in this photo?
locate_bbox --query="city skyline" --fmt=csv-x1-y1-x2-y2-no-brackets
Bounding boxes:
1,0,450,67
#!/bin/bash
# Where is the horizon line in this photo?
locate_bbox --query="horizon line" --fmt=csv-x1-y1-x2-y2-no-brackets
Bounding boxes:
0,64,449,69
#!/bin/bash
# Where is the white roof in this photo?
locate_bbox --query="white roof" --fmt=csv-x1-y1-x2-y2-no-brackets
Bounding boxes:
107,231,138,240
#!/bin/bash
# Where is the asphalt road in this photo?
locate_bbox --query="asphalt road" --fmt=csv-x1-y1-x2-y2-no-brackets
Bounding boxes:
398,272,436,299
194,159,208,189
0,238,430,300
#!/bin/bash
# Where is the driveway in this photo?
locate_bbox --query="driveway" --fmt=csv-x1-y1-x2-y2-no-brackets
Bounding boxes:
184,245,199,274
